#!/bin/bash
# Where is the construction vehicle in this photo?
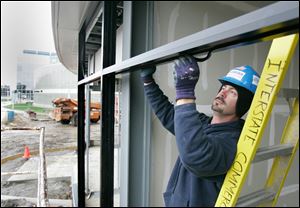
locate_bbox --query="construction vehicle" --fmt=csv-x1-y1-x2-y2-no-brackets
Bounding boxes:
49,98,101,126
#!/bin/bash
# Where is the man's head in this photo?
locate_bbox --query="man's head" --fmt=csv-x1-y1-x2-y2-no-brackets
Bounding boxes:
212,65,260,118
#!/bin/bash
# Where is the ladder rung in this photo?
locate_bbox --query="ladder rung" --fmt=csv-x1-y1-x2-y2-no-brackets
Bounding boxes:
278,88,299,99
236,189,276,207
253,144,294,163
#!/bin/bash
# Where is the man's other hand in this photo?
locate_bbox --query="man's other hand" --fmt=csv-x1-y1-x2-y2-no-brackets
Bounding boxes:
140,67,156,84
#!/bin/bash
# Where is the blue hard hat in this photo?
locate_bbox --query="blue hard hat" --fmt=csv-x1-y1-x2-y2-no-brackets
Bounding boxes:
218,65,260,94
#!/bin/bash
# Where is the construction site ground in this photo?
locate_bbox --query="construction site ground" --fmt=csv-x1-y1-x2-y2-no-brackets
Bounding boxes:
1,111,101,207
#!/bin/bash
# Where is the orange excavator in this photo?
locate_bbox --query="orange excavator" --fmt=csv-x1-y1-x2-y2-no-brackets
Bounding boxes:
49,98,101,126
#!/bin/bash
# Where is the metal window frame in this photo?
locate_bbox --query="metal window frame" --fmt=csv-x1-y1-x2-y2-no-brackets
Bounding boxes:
119,1,132,206
77,24,86,208
100,1,117,207
127,2,154,206
77,1,299,207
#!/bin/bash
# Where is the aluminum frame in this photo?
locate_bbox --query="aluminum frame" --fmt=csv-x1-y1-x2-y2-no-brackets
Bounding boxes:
77,25,86,207
100,2,117,207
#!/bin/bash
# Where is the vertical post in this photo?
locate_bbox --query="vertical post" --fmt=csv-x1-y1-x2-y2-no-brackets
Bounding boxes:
120,2,132,206
85,84,91,194
85,54,91,194
37,127,49,207
78,25,86,207
128,2,153,206
101,1,117,207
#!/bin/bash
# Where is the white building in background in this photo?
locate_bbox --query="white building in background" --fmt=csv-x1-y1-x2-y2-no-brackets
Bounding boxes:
15,49,82,107
34,63,101,108
17,49,58,90
34,63,77,107
1,85,10,100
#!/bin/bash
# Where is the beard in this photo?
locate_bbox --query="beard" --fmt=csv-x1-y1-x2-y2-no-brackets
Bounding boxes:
211,103,223,113
211,97,225,113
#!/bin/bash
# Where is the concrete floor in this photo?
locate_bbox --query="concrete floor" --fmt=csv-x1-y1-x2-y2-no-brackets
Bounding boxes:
6,146,121,207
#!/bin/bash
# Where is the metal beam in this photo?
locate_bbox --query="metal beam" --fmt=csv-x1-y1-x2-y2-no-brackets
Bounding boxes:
119,2,131,206
101,1,117,207
85,2,103,42
127,3,153,206
78,1,299,86
77,25,86,207
253,144,294,163
236,189,276,207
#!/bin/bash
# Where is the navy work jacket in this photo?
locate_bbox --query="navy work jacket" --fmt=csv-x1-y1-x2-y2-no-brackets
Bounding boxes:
144,82,244,207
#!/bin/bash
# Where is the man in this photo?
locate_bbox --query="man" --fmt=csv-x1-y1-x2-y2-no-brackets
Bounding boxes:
140,55,260,207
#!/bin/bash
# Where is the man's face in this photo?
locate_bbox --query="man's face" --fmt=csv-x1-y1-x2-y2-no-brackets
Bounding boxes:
211,84,238,116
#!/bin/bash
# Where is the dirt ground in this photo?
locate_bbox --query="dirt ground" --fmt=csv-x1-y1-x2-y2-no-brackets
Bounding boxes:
1,111,100,207
1,198,35,207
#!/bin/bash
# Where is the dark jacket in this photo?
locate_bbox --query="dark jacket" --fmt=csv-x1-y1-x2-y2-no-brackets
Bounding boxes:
144,82,244,207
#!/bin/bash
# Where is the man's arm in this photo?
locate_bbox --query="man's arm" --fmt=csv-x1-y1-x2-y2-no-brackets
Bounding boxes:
141,67,175,135
173,55,238,178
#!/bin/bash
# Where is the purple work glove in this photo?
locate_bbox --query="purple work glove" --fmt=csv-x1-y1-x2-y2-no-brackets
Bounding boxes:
140,67,156,83
173,55,200,100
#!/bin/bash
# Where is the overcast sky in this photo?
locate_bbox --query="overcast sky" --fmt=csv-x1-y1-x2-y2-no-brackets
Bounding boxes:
1,1,55,89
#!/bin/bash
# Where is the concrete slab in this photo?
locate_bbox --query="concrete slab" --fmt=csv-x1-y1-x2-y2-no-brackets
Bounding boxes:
8,146,121,206
1,194,72,207
86,146,100,192
8,151,77,181
83,146,120,191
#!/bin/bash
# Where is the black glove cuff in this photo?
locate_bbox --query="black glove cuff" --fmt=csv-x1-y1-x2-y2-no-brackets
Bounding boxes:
141,75,154,83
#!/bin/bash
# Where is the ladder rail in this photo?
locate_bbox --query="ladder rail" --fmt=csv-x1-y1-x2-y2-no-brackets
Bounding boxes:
260,98,299,207
236,98,299,207
215,33,299,207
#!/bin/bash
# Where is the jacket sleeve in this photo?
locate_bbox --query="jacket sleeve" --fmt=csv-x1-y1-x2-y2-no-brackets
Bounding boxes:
174,103,238,177
144,82,175,135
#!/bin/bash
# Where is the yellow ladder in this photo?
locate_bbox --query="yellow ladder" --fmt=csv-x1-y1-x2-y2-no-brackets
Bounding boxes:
215,33,299,207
